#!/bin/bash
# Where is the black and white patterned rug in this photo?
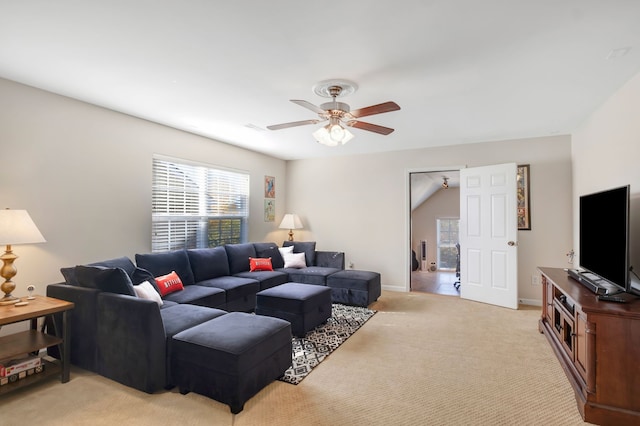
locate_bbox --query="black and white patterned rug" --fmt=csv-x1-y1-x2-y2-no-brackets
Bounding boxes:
278,304,376,385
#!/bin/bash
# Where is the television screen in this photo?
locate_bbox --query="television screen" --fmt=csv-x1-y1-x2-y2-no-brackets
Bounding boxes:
579,185,630,292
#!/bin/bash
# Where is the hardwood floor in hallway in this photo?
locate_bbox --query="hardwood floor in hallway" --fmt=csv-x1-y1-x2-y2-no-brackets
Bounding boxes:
411,270,460,296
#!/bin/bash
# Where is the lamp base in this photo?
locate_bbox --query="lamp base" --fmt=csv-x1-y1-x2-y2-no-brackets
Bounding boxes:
0,294,19,305
288,230,294,241
1,246,19,305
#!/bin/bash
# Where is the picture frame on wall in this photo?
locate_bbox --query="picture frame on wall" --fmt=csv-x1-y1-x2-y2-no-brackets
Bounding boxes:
517,164,531,230
264,176,275,198
264,199,275,222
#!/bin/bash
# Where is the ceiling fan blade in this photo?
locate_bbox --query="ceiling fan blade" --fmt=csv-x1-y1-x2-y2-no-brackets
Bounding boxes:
290,99,326,115
266,119,322,131
347,120,395,135
349,101,401,119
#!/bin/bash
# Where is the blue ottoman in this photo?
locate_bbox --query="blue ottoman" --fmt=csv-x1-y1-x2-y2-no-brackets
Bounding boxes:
326,270,381,307
256,283,332,337
171,312,292,414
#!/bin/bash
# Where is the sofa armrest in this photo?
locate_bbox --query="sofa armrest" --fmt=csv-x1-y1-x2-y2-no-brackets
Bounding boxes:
46,283,101,372
96,292,168,393
315,251,345,269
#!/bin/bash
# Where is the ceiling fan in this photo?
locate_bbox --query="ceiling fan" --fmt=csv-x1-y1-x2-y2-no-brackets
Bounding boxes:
267,80,401,146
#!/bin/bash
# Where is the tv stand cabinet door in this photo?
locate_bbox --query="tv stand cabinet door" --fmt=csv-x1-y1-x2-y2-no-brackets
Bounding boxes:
574,308,594,392
543,276,554,323
591,314,640,413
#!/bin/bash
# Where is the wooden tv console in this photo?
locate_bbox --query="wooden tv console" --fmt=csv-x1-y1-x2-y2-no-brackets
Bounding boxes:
538,267,640,425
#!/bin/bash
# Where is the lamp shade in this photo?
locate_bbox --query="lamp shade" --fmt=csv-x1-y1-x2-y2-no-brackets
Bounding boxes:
0,209,46,245
279,214,303,230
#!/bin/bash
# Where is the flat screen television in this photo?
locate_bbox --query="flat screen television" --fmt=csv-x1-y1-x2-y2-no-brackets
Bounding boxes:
579,185,630,294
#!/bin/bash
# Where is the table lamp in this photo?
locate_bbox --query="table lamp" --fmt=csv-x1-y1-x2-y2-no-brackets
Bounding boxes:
279,214,303,241
0,209,46,305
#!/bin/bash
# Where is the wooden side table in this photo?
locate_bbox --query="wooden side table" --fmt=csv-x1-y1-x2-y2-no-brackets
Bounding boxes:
0,295,74,395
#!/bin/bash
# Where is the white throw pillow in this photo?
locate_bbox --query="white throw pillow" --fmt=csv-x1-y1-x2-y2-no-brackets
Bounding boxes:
283,251,307,268
278,245,294,258
134,280,163,306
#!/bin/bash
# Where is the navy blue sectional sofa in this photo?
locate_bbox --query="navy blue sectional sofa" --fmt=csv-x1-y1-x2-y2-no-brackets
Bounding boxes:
46,241,345,395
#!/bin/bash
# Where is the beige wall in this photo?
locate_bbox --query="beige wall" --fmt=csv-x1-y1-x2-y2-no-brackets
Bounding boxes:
286,135,573,303
0,64,637,324
411,187,460,270
572,71,640,274
0,78,288,296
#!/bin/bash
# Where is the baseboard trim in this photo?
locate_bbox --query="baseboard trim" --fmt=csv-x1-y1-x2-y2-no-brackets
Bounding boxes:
519,298,542,307
382,284,407,292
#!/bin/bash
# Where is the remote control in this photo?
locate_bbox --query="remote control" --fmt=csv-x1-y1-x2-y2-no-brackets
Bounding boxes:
597,294,628,303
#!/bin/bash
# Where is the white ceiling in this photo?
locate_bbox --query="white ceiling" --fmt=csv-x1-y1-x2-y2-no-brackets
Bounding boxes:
411,171,460,211
1,1,639,160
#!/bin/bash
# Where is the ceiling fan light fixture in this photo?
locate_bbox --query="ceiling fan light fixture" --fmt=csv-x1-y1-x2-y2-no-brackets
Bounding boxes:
313,123,353,146
329,123,345,140
268,79,399,145
313,126,336,146
339,126,354,144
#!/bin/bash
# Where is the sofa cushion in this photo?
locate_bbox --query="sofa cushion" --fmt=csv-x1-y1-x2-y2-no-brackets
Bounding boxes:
61,256,137,287
187,247,230,281
249,257,273,272
198,276,259,301
283,241,316,266
160,304,227,339
315,251,345,269
75,265,136,296
161,284,226,309
160,300,179,309
224,243,257,275
155,271,185,296
131,267,161,293
60,267,79,286
95,256,137,277
131,266,154,284
234,270,289,291
253,242,285,269
135,250,195,286
278,266,341,286
197,275,260,312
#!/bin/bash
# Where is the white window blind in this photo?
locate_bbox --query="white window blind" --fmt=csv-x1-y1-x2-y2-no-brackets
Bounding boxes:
152,157,249,252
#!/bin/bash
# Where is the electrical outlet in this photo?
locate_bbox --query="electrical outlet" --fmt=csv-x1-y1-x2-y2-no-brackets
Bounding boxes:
531,274,540,286
348,262,354,269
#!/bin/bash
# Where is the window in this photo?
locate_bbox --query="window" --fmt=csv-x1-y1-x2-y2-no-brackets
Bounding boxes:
437,218,459,270
152,156,249,252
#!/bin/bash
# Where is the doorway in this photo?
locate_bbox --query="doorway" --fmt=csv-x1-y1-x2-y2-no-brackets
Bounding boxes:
409,168,461,296
411,269,460,295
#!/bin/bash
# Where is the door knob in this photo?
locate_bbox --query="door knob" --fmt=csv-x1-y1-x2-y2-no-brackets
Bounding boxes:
508,241,517,246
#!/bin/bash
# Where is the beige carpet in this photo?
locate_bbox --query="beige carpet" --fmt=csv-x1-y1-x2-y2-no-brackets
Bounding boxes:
1,291,592,425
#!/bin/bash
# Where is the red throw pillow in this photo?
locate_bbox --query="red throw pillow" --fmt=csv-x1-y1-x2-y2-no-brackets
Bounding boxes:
155,271,184,296
249,257,273,272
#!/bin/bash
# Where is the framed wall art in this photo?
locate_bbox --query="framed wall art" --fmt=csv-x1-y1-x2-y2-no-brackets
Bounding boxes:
264,176,275,198
517,164,531,230
264,199,275,222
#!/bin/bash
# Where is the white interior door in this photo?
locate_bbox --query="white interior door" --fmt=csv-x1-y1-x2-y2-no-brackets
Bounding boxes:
459,163,518,309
